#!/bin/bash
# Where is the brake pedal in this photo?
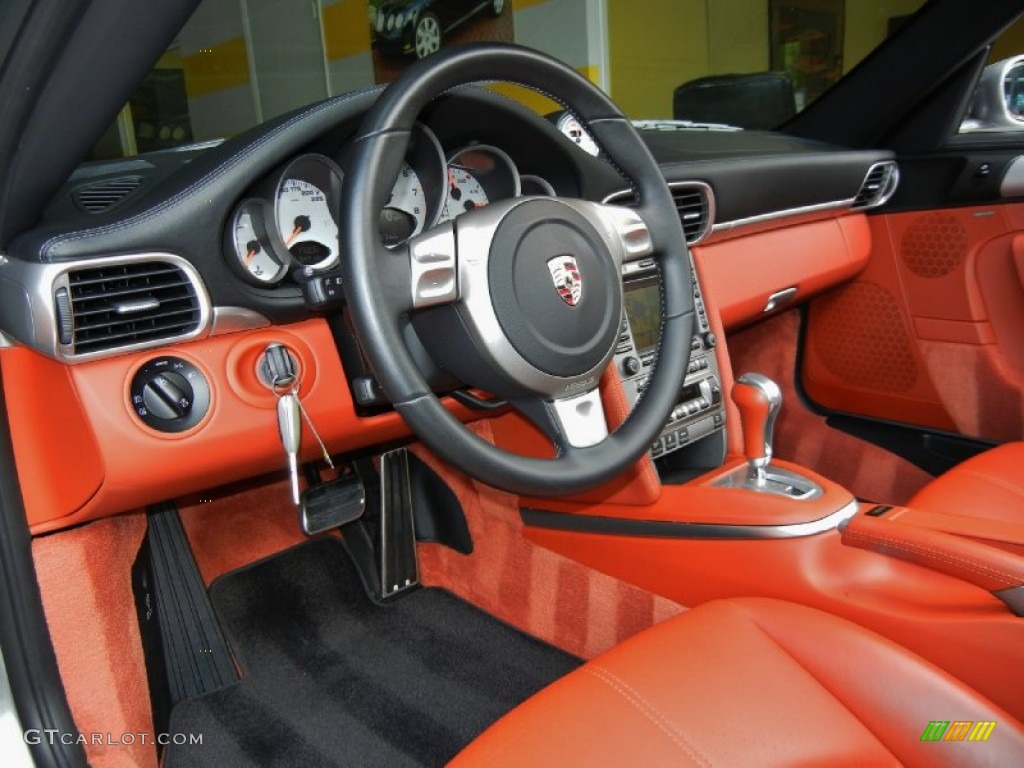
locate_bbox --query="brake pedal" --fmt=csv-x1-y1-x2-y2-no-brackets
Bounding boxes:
300,474,366,536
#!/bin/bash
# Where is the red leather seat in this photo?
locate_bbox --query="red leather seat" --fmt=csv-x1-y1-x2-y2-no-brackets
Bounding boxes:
910,442,1024,525
452,598,1024,767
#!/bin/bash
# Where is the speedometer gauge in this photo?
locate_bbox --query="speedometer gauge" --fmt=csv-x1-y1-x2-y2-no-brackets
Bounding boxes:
274,154,343,271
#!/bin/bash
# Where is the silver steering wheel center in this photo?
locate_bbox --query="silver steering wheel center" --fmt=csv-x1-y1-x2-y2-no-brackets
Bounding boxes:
408,198,653,448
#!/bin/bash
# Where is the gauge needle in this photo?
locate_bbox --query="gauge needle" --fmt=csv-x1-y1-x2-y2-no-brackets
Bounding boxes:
448,169,462,200
245,240,261,265
284,215,312,247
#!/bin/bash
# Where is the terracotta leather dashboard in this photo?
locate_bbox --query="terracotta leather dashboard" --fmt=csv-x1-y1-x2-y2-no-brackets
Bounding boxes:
3,212,870,534
2,319,480,533
693,213,871,330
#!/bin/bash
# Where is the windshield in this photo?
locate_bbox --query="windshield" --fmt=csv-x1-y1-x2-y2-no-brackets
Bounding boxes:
89,0,930,160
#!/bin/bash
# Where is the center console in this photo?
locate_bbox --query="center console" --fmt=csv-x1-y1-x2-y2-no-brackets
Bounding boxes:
615,256,726,460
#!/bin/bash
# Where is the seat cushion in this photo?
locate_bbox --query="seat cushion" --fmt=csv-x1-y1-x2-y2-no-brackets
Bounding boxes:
910,442,1024,524
452,598,1024,767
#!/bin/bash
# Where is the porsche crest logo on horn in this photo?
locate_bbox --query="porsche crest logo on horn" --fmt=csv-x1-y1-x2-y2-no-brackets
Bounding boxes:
547,255,583,307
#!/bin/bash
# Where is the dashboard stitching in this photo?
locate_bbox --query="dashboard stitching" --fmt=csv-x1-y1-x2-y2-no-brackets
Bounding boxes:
40,86,385,257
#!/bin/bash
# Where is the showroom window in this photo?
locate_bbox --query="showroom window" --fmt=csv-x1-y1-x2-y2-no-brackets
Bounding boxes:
88,0,931,160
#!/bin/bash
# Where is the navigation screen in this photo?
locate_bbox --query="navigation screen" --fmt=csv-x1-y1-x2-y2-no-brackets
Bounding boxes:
624,279,661,355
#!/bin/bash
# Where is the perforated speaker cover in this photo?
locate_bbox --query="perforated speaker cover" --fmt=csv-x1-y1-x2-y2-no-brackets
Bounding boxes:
810,282,918,393
900,212,967,278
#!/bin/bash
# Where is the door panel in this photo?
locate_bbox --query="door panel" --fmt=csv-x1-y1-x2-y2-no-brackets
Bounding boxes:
803,202,1024,442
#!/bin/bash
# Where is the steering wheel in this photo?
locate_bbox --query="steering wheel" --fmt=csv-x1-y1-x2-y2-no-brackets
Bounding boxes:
340,43,694,497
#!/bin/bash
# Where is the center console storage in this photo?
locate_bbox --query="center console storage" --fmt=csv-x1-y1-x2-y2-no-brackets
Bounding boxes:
616,256,726,463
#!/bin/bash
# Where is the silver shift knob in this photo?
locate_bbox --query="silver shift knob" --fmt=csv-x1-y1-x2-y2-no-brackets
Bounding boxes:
731,373,782,480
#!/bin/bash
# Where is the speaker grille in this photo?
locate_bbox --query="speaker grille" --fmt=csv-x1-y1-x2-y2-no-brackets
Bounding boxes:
810,282,918,392
900,213,967,278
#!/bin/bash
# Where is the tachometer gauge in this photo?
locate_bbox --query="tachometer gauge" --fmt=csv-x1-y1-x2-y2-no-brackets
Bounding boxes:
228,199,288,285
381,163,428,246
274,154,343,271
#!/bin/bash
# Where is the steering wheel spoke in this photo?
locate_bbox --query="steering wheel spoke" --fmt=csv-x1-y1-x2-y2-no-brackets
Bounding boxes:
409,220,459,309
546,387,609,450
588,202,655,264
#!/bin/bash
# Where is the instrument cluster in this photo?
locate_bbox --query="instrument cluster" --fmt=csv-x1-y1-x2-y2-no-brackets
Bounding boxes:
224,123,556,288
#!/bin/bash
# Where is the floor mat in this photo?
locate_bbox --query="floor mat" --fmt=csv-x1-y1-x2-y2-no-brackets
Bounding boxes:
165,539,580,768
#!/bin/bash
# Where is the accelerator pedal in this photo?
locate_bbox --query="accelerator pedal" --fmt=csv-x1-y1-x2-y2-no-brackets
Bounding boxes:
379,448,420,599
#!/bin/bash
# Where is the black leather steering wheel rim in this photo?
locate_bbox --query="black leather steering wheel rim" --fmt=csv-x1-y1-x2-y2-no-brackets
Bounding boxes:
340,43,694,496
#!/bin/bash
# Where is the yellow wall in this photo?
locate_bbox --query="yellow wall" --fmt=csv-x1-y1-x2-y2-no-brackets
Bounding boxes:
607,0,708,118
842,0,924,74
990,14,1024,63
708,0,768,74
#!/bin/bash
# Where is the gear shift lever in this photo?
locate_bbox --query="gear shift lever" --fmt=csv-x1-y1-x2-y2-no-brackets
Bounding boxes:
731,373,782,483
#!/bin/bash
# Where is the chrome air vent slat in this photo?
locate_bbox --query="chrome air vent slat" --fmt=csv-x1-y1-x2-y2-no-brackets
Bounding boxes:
71,176,144,213
852,161,899,210
603,181,715,246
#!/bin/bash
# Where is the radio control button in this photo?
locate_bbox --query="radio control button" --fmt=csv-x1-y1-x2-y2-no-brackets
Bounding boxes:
665,432,679,450
622,356,642,376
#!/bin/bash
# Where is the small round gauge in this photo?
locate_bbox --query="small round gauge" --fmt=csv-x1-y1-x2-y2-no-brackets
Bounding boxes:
229,199,288,285
274,154,343,270
520,174,556,196
555,112,600,157
440,145,520,222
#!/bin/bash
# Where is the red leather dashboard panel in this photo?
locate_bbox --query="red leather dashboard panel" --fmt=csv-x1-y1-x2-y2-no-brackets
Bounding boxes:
4,319,477,533
2,347,105,525
693,214,871,331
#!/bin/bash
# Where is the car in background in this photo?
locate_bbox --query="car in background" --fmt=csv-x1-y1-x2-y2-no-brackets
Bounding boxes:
371,0,506,59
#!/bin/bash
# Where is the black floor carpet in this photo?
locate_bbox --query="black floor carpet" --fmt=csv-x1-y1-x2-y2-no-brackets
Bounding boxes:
165,539,579,767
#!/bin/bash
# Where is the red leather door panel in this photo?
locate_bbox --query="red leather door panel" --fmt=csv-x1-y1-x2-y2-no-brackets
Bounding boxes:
803,204,1024,441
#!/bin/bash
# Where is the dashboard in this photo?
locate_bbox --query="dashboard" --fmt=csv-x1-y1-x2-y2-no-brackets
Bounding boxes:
0,85,897,531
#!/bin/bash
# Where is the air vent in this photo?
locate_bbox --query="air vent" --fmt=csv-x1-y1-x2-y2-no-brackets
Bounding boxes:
672,185,712,244
60,261,202,355
71,175,143,213
605,182,714,245
852,162,899,210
